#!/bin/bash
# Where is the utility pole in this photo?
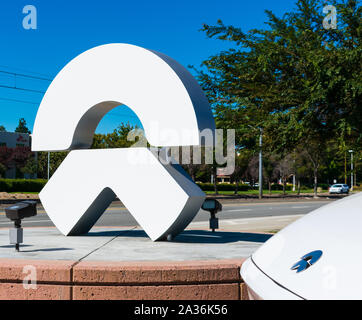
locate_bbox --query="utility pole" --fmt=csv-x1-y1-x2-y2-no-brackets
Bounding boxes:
349,150,354,191
345,151,347,184
293,174,296,192
47,152,50,180
259,128,263,199
292,157,296,192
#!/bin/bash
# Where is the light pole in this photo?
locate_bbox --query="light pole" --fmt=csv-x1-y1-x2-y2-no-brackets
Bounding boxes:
29,134,38,179
47,152,50,180
259,128,263,199
349,150,354,191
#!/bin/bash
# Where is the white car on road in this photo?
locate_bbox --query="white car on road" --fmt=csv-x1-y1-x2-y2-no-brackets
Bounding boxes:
329,184,349,194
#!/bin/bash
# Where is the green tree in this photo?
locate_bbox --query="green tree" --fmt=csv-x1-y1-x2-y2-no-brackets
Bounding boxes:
36,123,140,179
10,146,33,178
263,153,278,195
231,150,253,194
20,158,37,176
92,123,140,149
197,0,361,193
0,125,6,132
15,118,31,134
0,162,6,178
37,152,68,179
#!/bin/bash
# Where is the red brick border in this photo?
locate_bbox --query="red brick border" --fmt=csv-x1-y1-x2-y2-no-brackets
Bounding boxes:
0,258,248,300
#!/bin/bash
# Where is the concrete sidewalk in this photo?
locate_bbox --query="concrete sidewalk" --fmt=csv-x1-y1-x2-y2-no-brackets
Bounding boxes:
0,212,306,262
0,225,272,262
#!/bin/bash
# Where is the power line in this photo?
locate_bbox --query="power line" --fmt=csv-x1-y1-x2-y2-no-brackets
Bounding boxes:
0,98,141,119
0,68,49,94
0,65,53,79
0,67,140,126
0,69,139,119
0,84,46,94
0,97,40,105
0,70,52,82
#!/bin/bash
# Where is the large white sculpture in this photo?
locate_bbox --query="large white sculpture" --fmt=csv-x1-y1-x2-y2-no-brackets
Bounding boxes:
32,43,214,151
32,43,215,241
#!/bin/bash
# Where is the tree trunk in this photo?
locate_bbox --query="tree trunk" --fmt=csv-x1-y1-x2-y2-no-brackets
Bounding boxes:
213,166,218,195
314,168,318,198
305,150,319,199
189,166,196,182
297,179,301,196
234,180,239,195
268,181,272,196
283,178,287,196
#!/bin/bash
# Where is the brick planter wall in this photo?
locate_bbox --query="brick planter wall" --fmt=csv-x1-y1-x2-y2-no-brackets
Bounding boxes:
0,258,248,300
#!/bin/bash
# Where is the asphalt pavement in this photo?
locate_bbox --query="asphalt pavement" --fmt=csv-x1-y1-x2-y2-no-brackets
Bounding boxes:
0,198,336,261
0,199,332,229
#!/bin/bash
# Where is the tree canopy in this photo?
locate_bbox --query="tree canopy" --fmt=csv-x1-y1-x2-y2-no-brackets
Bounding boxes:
195,0,361,194
14,118,31,134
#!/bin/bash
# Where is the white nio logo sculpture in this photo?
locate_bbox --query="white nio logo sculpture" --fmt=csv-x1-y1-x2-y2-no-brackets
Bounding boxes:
31,43,215,241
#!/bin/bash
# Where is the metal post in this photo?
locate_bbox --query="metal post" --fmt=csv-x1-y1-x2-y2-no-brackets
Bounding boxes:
293,174,296,192
259,128,263,199
351,151,354,191
345,151,347,184
47,152,50,180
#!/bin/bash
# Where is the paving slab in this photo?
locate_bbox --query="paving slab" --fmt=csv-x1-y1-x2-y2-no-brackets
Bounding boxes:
190,214,304,233
0,224,271,262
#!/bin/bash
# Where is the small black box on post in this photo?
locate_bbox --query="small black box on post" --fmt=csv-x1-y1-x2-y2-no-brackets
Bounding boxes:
5,201,37,251
201,199,222,232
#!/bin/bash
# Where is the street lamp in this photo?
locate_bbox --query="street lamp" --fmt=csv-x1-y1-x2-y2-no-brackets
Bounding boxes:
259,128,263,199
47,152,50,180
349,150,354,191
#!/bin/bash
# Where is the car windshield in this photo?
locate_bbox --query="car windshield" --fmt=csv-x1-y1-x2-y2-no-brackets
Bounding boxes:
332,185,342,187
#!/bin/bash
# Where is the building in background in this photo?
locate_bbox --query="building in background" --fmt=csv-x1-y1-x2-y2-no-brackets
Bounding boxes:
0,132,35,179
217,168,231,184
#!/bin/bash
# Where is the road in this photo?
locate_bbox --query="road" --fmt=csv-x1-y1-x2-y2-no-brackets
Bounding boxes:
0,199,332,229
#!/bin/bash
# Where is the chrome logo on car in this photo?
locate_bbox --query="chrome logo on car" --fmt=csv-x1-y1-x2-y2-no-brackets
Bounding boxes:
291,250,323,273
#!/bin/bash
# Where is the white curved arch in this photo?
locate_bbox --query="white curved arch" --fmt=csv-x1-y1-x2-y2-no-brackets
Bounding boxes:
32,43,215,151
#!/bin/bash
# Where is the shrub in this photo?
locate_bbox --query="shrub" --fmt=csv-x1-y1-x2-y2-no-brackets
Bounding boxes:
270,184,292,191
0,179,47,193
318,183,330,191
196,183,250,192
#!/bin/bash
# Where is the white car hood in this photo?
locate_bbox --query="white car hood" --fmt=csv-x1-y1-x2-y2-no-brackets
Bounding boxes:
251,192,362,300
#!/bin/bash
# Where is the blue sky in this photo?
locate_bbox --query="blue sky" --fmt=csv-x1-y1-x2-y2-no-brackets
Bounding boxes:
0,0,298,133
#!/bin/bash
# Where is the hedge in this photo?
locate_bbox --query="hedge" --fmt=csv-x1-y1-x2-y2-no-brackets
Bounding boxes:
0,179,338,193
196,183,250,192
197,183,330,193
270,184,292,191
298,183,330,191
0,179,47,193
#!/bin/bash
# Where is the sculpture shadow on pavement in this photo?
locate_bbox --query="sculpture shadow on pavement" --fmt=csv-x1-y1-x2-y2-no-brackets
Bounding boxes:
85,229,273,244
